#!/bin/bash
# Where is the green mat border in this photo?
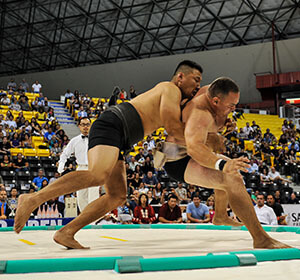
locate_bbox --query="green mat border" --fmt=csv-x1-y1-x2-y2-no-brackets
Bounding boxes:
2,248,300,274
1,223,300,233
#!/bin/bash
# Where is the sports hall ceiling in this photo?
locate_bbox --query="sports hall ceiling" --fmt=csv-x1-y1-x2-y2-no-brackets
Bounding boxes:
0,0,299,76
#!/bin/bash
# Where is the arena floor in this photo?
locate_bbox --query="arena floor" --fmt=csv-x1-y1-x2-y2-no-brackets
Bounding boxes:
1,227,300,279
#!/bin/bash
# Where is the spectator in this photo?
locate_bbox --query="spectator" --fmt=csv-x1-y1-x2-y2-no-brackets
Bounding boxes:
19,78,29,92
274,190,286,204
10,133,21,148
287,192,299,204
269,166,291,185
186,194,210,223
1,94,10,105
128,156,138,172
50,142,62,159
119,88,127,101
13,153,29,172
7,78,17,91
147,189,159,205
175,182,188,203
7,187,18,215
0,114,6,126
254,193,277,225
0,154,13,170
129,85,137,99
77,106,87,119
142,155,154,174
135,148,145,162
36,107,46,121
19,97,31,111
247,159,259,174
44,127,55,143
9,99,21,111
64,89,74,107
117,203,132,224
128,190,139,212
32,80,42,93
32,169,48,191
130,172,142,189
6,115,17,130
31,97,40,111
0,136,11,155
22,133,32,148
243,122,253,138
266,194,286,225
153,182,163,200
49,172,60,185
137,182,149,194
132,193,156,224
0,190,11,219
142,171,158,189
158,194,182,223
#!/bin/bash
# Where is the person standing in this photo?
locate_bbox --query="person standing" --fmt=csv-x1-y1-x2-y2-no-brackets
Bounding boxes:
57,117,99,212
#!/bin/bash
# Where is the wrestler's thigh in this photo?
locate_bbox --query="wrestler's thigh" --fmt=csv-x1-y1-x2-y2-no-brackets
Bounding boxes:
88,145,120,177
104,160,127,196
184,159,226,190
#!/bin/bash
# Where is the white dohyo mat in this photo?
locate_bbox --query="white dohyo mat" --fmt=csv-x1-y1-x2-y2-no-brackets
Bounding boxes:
1,228,300,260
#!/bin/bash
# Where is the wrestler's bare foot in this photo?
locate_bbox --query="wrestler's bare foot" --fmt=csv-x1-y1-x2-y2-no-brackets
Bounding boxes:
53,228,90,249
14,194,38,234
254,237,292,249
213,216,244,227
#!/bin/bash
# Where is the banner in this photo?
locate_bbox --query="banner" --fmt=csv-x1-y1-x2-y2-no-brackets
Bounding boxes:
282,204,300,226
0,218,74,228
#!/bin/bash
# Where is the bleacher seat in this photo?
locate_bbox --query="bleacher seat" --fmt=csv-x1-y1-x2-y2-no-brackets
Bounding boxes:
10,148,24,156
37,149,50,157
23,148,37,157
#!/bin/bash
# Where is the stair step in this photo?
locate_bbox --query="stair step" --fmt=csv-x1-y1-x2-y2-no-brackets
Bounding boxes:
59,121,77,125
56,117,74,120
55,113,71,116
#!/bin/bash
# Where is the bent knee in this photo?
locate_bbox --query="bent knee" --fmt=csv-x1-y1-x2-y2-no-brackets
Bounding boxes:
224,173,244,189
86,170,110,186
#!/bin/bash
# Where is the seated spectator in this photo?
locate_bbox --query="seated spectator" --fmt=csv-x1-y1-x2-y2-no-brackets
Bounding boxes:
153,182,163,200
22,133,32,148
158,194,182,223
0,190,11,219
287,192,299,204
142,171,158,189
132,193,156,224
0,114,6,126
266,194,286,225
1,94,10,105
128,190,139,212
32,169,48,191
49,172,60,185
30,118,42,136
260,168,272,185
186,194,210,223
19,78,29,92
175,182,188,204
44,127,55,143
206,195,215,223
251,121,260,131
147,189,159,205
137,182,149,194
77,106,87,119
0,154,13,170
19,96,31,111
135,148,145,162
243,122,253,138
13,153,29,172
269,166,291,184
7,187,18,216
130,172,142,190
278,134,288,147
274,190,287,204
9,99,21,111
10,133,21,148
0,136,11,155
7,78,17,91
6,115,17,130
142,156,154,174
117,203,132,224
36,107,46,121
128,156,138,172
50,142,62,159
46,108,55,122
31,97,40,111
247,159,259,174
254,193,277,225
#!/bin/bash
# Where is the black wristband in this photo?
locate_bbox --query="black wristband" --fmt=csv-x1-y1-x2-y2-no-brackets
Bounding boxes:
218,160,227,171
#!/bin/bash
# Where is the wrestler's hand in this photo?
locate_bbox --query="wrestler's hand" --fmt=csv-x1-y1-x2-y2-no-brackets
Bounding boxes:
206,133,226,153
222,118,236,136
223,156,250,173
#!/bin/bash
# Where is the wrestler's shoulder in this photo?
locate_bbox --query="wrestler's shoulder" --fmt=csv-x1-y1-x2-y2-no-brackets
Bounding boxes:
155,81,180,92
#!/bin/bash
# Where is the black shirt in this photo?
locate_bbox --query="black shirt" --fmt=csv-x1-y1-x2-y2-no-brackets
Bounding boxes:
268,202,283,217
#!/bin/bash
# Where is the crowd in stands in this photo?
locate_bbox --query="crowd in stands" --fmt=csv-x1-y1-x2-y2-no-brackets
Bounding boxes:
1,80,300,227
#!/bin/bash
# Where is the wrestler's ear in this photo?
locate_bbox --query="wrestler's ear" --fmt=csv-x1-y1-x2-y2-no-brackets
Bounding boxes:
212,97,219,105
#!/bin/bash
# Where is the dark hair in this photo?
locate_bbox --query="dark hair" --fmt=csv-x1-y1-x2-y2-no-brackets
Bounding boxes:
173,60,203,76
257,192,265,199
208,77,239,98
78,117,91,125
192,193,201,200
138,193,148,206
267,193,275,199
168,194,178,201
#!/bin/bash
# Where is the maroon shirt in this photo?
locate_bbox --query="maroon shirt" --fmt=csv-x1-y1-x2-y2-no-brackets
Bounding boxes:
158,203,182,221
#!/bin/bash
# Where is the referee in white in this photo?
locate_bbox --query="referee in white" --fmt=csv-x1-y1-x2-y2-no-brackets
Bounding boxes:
57,117,99,212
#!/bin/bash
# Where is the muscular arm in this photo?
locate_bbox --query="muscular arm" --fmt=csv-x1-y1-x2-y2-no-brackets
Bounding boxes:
185,108,219,169
159,83,185,145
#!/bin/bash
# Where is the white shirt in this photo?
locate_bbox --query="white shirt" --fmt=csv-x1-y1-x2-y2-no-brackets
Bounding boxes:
254,204,277,225
57,134,88,174
243,126,253,136
32,83,42,92
269,171,281,180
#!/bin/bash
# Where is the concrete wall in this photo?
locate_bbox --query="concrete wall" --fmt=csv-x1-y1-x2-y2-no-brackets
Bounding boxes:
0,37,299,104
